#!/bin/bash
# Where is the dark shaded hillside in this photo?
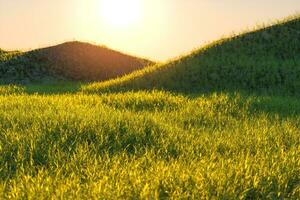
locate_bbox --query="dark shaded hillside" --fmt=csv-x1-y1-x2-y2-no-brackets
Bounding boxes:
30,42,153,80
83,15,300,95
0,42,153,84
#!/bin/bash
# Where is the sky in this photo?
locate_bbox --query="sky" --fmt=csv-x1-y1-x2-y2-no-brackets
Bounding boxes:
1,0,300,61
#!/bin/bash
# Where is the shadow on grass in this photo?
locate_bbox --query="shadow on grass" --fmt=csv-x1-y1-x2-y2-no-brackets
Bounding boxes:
247,95,300,118
0,81,83,95
196,90,300,118
99,87,300,119
1,83,300,119
24,81,83,94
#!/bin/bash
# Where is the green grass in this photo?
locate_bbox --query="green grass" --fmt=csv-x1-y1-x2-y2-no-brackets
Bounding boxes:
0,50,20,62
82,15,300,95
1,15,300,199
0,87,299,199
0,82,81,95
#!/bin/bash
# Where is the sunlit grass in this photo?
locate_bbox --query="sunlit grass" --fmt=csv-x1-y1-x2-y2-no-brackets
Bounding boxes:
1,14,300,199
0,88,299,199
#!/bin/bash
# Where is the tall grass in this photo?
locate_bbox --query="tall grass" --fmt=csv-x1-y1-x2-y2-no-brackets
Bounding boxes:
1,14,300,199
0,89,299,199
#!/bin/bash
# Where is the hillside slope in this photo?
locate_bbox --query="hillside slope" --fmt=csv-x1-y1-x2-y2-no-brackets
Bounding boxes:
0,49,20,61
0,42,153,84
83,15,300,95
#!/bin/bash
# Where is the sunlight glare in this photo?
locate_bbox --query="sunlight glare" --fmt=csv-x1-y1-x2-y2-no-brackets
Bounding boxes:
100,0,142,28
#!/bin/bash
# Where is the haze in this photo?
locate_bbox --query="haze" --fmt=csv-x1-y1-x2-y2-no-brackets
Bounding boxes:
0,0,300,61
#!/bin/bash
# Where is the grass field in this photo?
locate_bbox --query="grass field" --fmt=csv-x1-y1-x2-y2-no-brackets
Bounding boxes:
0,85,299,199
1,15,300,199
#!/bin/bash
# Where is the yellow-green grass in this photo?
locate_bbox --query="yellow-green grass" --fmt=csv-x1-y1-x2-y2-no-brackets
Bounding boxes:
82,14,300,95
0,86,299,199
1,14,300,199
0,50,20,62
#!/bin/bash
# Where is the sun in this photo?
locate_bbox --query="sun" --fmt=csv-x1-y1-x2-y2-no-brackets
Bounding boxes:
100,0,142,28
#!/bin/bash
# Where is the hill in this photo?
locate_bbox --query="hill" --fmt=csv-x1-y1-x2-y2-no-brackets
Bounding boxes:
83,15,300,95
0,49,20,61
0,42,153,84
1,15,300,199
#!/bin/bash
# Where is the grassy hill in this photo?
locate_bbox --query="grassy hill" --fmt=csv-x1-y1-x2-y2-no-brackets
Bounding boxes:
0,49,20,62
83,15,300,95
1,15,300,199
0,42,153,84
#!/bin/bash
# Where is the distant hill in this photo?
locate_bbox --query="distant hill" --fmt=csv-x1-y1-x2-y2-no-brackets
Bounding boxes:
0,49,20,61
83,15,300,95
0,42,153,84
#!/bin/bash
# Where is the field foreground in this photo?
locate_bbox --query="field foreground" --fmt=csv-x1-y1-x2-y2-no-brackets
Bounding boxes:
0,86,299,199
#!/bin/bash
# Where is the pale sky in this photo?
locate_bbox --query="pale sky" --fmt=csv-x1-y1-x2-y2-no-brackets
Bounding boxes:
1,0,300,61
